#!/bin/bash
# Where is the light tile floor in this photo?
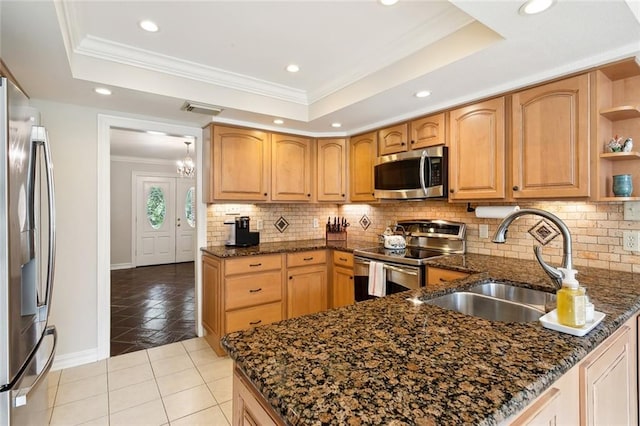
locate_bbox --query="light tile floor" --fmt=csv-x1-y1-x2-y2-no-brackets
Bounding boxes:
48,337,233,426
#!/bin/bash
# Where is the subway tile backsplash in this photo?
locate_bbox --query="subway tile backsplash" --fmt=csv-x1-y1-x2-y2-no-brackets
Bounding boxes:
206,201,640,273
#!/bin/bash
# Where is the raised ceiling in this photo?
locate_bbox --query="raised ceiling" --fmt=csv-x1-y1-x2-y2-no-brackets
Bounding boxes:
1,0,640,138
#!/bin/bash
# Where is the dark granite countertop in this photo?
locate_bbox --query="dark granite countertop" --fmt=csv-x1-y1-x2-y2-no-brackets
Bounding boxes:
221,253,640,425
201,238,375,258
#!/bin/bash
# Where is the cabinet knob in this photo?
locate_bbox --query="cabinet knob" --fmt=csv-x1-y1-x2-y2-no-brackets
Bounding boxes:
401,142,406,146
307,193,311,197
289,276,293,280
264,193,268,196
450,189,455,193
349,276,353,280
341,194,345,197
410,140,415,145
513,186,519,191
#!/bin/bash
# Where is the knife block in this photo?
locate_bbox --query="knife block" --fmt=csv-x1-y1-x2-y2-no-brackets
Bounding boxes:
326,230,347,241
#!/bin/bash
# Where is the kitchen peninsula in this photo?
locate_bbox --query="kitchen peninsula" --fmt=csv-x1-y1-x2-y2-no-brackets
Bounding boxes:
221,252,640,425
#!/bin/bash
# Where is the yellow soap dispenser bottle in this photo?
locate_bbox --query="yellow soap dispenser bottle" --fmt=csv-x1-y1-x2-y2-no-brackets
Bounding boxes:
556,268,586,328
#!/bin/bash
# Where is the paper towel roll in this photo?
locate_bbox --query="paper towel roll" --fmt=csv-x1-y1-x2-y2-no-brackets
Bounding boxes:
475,206,520,219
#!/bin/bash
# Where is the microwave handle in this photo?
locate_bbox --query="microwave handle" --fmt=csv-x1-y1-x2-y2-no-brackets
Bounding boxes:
419,150,431,196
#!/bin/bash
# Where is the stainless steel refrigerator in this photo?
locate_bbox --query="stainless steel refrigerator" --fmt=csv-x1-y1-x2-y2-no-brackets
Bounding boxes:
0,75,57,425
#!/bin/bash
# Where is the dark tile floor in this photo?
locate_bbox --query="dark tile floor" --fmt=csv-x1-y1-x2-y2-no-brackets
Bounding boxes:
110,262,196,356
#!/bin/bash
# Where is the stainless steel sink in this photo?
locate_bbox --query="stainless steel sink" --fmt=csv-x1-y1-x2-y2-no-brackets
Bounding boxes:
424,282,555,323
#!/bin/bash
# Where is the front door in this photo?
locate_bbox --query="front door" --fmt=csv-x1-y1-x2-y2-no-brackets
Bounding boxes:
136,176,176,266
175,179,196,263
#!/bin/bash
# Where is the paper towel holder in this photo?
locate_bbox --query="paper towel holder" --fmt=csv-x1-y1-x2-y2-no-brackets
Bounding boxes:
466,203,476,213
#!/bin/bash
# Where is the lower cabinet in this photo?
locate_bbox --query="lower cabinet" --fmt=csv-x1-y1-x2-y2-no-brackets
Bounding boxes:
331,251,354,308
233,367,282,426
426,267,469,286
286,250,327,319
508,315,638,425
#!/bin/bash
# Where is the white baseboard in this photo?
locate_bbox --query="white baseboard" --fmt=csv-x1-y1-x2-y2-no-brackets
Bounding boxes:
51,347,102,371
110,263,133,270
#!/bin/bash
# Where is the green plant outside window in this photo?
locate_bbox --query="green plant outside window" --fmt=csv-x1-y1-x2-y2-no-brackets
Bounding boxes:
146,186,166,230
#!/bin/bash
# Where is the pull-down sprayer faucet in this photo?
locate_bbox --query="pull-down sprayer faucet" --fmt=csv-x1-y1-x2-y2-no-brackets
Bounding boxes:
492,208,573,289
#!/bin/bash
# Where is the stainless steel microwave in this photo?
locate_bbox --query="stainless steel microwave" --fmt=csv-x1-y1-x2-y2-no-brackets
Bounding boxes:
374,146,448,200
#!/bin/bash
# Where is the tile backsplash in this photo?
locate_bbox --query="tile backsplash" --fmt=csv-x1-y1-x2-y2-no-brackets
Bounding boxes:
206,201,640,273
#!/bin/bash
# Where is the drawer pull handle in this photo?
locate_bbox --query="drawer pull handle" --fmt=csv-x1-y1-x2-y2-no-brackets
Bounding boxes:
339,257,347,261
249,320,262,325
249,288,262,293
439,278,450,282
303,257,314,261
249,263,262,267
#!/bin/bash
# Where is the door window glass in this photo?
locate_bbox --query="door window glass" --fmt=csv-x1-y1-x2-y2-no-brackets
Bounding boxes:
146,186,166,229
185,187,195,228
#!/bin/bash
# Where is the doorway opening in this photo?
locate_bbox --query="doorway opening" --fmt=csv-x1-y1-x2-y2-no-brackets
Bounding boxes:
97,115,205,360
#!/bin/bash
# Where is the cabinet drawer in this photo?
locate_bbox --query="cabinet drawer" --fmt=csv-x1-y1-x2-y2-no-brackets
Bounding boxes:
225,271,282,310
427,267,469,286
287,250,326,267
226,302,283,333
332,251,353,268
225,255,282,276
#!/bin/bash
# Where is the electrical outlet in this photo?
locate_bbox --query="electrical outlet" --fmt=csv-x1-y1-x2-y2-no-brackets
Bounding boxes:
479,224,489,239
313,218,319,228
257,219,263,230
623,230,640,252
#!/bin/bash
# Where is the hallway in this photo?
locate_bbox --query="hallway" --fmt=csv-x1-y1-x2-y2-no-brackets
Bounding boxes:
110,262,196,356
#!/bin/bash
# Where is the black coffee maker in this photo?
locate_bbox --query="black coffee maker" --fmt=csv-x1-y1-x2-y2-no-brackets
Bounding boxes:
234,216,260,247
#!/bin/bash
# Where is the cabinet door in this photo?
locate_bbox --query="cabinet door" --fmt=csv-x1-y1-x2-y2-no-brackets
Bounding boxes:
349,132,377,202
332,266,354,308
287,265,327,319
271,133,313,201
378,123,408,156
410,113,445,149
580,325,636,426
449,97,506,200
202,255,225,355
512,74,590,198
233,368,279,426
212,126,270,201
317,138,347,202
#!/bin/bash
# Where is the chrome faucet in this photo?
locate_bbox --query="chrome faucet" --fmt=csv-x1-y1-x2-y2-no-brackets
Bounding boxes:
492,208,573,289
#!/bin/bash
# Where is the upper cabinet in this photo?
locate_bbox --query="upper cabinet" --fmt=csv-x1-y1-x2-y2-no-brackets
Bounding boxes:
378,113,446,156
595,59,640,201
271,133,313,202
378,123,408,156
449,97,506,200
410,113,446,150
317,138,347,202
205,125,270,202
511,74,590,198
349,132,378,202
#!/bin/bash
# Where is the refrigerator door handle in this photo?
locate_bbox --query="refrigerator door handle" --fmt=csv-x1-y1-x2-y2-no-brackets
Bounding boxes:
12,326,57,407
31,126,56,319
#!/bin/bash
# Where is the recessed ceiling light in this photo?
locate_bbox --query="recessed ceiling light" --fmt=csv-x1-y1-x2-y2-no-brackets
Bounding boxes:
146,130,166,136
331,122,342,128
94,87,112,95
286,64,300,73
379,0,399,5
273,119,284,125
415,90,431,98
139,20,159,32
519,0,554,15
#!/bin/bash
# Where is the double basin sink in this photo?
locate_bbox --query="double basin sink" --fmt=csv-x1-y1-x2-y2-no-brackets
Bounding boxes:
424,282,556,323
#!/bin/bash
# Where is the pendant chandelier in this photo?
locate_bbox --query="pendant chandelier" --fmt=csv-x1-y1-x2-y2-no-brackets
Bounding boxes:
177,141,195,178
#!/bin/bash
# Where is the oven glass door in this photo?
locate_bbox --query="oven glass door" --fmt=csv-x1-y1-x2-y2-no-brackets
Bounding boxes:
353,257,422,302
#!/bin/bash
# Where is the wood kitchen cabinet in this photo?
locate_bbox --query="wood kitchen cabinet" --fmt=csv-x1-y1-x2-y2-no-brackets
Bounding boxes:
271,133,313,201
410,113,446,149
449,97,506,200
286,251,327,319
595,59,640,200
378,123,408,156
205,125,270,202
511,74,590,198
233,367,282,426
203,253,284,356
426,267,469,287
317,138,347,202
349,132,378,202
331,251,354,308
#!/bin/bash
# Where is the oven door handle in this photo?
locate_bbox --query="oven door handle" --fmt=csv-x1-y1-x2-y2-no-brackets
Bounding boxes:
355,258,419,276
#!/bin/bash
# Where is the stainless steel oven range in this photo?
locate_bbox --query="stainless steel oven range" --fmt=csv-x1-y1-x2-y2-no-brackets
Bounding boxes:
353,219,466,302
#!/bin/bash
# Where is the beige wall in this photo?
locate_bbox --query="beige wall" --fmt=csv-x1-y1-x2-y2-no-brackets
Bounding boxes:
207,200,640,273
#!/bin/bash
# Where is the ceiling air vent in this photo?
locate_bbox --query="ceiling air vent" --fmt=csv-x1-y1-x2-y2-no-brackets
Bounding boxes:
181,101,223,116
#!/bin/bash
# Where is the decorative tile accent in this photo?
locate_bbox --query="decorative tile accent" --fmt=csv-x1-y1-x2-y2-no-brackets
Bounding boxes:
274,216,289,233
528,219,560,246
359,215,371,231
